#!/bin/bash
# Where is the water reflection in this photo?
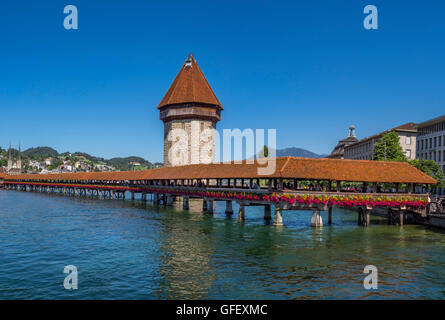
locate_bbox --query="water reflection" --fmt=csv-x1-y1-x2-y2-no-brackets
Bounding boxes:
155,199,217,299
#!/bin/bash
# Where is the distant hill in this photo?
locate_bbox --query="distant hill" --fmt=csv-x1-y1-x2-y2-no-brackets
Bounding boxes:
107,156,152,171
275,147,327,158
254,147,327,160
16,146,158,171
23,147,59,159
71,152,106,163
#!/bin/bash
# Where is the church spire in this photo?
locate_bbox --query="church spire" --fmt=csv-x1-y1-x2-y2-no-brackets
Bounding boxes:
17,143,22,170
7,143,13,172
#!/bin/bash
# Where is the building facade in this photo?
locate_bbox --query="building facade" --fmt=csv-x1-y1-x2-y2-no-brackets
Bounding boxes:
327,125,358,159
416,114,445,195
158,54,223,167
344,123,417,160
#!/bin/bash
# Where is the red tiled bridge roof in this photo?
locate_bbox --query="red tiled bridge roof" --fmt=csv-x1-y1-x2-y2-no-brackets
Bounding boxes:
3,157,437,184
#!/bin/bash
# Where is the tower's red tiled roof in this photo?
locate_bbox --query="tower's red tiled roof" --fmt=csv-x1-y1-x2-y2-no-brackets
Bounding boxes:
158,54,222,109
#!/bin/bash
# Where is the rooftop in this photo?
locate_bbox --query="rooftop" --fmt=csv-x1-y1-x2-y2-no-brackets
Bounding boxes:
4,157,437,184
345,122,417,148
417,114,445,128
157,54,223,109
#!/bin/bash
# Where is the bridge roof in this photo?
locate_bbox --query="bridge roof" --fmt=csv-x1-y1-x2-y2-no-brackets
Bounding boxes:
3,157,437,184
157,54,223,109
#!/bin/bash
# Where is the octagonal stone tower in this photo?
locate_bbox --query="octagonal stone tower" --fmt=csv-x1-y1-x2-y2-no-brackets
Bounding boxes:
158,54,223,167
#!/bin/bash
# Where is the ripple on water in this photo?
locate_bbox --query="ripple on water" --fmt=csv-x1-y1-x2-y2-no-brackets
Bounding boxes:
0,190,445,299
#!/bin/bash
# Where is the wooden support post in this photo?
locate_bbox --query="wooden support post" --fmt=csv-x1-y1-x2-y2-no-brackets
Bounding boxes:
202,198,208,212
365,209,370,227
225,200,233,215
399,210,405,227
131,192,135,200
264,204,271,220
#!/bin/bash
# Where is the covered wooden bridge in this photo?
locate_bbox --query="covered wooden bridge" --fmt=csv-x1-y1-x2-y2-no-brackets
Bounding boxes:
2,157,437,227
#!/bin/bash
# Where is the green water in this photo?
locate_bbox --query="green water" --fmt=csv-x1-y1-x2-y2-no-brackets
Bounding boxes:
1,190,445,299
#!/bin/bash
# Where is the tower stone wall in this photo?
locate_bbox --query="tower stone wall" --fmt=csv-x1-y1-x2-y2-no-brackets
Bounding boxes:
163,119,216,167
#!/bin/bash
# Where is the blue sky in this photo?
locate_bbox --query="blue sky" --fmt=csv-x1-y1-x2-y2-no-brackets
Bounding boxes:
1,0,444,162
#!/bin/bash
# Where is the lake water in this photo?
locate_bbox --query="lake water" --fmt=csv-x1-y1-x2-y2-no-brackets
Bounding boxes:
1,189,445,299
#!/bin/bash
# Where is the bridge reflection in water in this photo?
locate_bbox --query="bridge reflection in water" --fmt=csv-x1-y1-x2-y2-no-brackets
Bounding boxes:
1,157,437,228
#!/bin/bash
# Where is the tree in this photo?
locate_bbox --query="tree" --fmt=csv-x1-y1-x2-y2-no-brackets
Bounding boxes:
408,159,445,187
260,145,269,158
373,131,406,161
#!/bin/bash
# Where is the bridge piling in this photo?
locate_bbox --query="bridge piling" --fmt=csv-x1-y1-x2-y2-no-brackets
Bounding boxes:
166,195,174,206
310,209,323,227
206,200,214,214
273,205,283,226
238,205,245,221
357,207,370,227
264,204,272,220
183,196,189,210
225,201,233,215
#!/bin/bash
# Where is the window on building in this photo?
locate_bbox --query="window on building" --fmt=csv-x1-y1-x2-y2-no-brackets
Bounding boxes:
405,149,411,158
406,136,411,145
430,138,432,148
439,151,442,162
439,136,442,147
434,137,437,148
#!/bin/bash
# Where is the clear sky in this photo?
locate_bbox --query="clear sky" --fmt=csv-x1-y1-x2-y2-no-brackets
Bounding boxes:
1,0,444,162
